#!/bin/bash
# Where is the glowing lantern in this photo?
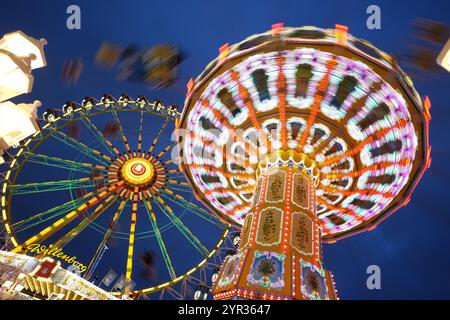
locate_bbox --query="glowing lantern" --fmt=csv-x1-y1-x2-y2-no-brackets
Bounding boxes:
0,100,41,153
0,51,33,102
0,31,47,70
0,31,47,102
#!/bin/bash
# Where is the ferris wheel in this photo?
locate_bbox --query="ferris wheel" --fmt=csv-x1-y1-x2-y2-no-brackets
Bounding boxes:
0,94,233,299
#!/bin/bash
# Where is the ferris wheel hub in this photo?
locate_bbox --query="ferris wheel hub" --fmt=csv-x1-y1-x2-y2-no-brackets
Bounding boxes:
131,163,146,176
120,157,155,186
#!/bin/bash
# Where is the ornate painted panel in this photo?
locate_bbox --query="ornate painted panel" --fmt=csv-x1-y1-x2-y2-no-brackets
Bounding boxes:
299,259,329,300
256,207,283,246
246,251,285,290
291,212,314,255
265,170,286,203
217,253,242,289
252,177,263,206
240,213,253,249
292,172,310,209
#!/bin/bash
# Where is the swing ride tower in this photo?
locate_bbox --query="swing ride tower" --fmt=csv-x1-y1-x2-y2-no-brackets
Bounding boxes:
177,24,430,300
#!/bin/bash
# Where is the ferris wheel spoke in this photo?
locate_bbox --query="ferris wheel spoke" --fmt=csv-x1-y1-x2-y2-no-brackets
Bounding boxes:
50,129,111,165
137,111,144,154
143,198,176,280
165,169,181,175
166,187,192,193
168,176,189,182
165,179,190,187
12,191,97,233
153,196,210,258
154,142,176,161
24,152,107,174
84,197,128,280
163,180,193,192
9,178,100,195
111,110,132,155
146,116,170,155
164,171,186,179
159,190,225,228
11,181,124,253
160,158,173,166
80,116,119,157
39,192,120,255
125,192,139,282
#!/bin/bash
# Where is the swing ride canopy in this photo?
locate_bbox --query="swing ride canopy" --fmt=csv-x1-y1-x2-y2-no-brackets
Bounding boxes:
177,25,431,242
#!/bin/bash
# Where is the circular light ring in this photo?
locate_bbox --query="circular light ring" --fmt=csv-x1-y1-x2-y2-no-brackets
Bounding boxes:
121,158,155,186
180,38,428,241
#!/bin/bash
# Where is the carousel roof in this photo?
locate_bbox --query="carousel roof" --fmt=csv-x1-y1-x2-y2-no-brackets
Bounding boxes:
178,25,430,242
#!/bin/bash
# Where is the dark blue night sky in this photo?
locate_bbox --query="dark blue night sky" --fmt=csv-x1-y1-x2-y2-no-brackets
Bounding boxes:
1,0,449,299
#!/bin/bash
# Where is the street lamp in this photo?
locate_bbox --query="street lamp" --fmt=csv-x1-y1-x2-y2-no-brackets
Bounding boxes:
0,31,47,102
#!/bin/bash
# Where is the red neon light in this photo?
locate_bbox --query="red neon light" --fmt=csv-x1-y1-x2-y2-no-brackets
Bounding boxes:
219,43,229,54
424,96,432,121
272,23,284,35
